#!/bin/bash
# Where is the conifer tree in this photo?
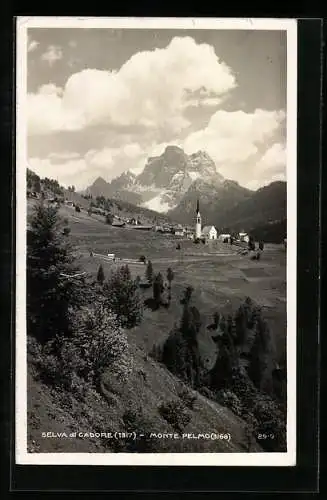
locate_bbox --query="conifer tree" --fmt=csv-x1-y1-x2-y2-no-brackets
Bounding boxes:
97,264,105,285
248,314,272,392
103,265,143,328
166,267,174,301
145,260,154,283
153,272,164,308
180,285,194,305
27,202,86,343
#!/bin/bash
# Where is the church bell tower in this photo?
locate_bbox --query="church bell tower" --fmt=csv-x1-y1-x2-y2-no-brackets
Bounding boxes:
195,199,202,238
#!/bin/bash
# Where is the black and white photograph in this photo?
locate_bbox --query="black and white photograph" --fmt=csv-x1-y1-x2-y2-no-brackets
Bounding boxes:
16,17,297,466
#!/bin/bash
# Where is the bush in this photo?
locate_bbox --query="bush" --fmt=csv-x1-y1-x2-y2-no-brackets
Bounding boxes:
30,303,133,394
122,407,157,452
216,389,243,417
177,387,197,410
158,400,191,433
70,303,133,385
105,213,114,225
180,286,194,305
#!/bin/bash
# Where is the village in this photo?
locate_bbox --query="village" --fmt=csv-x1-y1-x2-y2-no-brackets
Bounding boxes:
27,186,253,245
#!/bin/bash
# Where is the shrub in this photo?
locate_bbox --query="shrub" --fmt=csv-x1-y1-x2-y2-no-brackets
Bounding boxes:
70,303,133,385
122,407,157,452
177,387,197,410
158,400,191,433
105,213,114,225
216,389,243,417
31,304,133,394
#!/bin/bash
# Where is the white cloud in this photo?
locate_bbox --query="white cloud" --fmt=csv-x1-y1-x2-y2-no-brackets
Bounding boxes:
29,156,89,188
28,38,39,53
256,142,286,172
29,143,149,190
243,142,286,189
49,151,81,161
28,36,236,136
41,45,63,66
182,108,286,183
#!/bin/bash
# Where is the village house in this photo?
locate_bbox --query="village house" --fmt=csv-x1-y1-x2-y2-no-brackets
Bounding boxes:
239,232,250,243
202,225,218,240
218,233,231,242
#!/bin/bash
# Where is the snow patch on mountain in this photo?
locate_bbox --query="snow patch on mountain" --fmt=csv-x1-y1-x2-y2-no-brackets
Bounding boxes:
141,194,176,213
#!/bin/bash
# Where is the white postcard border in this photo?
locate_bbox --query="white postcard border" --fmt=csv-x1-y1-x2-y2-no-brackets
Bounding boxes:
15,16,297,467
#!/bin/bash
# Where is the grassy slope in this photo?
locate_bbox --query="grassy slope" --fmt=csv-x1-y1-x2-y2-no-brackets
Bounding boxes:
28,341,262,453
61,205,286,366
27,202,286,453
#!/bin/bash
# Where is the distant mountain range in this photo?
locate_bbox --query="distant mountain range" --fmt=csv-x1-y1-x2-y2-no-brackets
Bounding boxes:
84,146,286,241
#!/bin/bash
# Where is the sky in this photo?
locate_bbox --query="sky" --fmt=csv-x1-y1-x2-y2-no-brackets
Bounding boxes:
26,27,287,191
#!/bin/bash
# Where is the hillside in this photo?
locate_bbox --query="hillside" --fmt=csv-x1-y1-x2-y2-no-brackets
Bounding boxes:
27,168,173,226
28,338,262,453
169,178,253,226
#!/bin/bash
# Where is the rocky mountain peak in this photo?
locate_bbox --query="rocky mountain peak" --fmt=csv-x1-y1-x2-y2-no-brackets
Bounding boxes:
92,176,108,187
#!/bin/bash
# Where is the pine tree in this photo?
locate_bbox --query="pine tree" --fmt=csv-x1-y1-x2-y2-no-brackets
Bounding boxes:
153,272,164,308
213,312,220,328
97,264,105,284
180,285,194,305
145,260,154,283
166,267,174,288
103,265,142,328
248,315,272,392
166,267,174,301
27,202,86,343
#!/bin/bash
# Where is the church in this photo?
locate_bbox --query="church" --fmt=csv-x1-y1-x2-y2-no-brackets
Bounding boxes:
195,199,218,240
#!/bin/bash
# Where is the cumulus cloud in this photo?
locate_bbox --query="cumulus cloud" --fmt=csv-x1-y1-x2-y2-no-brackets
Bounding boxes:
41,45,63,66
28,36,236,136
182,108,286,184
29,143,149,190
28,37,39,53
29,156,90,188
255,142,286,173
243,142,286,189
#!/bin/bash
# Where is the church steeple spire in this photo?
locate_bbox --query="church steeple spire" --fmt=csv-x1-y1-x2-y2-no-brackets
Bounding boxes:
195,198,202,238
